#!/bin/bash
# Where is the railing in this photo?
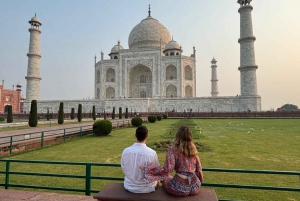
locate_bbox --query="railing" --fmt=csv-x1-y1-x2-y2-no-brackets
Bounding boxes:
0,119,144,157
0,159,299,200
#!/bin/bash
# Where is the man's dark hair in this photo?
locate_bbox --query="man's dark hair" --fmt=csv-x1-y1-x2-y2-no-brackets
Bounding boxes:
136,126,148,141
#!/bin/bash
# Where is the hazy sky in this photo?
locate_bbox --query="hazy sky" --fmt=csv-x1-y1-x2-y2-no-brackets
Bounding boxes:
0,0,299,110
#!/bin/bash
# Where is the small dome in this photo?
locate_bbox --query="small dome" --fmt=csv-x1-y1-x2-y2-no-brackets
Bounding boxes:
110,43,124,54
16,82,22,87
211,57,217,64
20,95,26,100
165,39,180,50
29,14,42,25
128,16,171,49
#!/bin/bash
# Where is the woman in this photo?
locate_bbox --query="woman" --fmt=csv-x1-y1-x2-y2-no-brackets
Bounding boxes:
141,126,204,197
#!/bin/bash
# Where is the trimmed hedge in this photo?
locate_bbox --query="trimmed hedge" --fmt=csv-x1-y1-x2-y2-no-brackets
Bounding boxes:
46,108,50,120
29,100,38,127
71,108,75,119
92,105,96,121
112,107,115,119
119,107,122,119
7,105,13,123
156,115,162,121
77,104,82,122
0,116,5,122
131,117,143,127
163,114,168,119
93,120,112,136
125,108,128,119
58,102,64,124
148,115,157,123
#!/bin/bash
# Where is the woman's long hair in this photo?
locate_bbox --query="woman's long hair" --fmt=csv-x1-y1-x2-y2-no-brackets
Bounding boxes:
173,126,198,157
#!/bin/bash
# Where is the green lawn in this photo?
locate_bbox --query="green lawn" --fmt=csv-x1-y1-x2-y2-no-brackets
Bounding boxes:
1,119,300,201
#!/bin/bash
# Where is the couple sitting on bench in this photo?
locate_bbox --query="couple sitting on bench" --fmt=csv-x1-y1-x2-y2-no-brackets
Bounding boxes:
121,125,204,197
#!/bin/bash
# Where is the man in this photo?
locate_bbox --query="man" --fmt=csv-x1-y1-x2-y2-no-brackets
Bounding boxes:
121,126,159,193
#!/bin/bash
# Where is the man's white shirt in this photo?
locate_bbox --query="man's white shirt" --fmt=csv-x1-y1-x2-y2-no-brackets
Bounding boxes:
121,142,159,193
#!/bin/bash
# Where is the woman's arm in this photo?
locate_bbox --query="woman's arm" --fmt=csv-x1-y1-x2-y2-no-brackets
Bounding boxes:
195,155,204,183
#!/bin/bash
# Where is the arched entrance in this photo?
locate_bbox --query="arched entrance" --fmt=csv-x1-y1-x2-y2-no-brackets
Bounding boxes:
185,85,193,97
129,64,152,98
106,87,115,98
4,105,9,113
166,85,177,98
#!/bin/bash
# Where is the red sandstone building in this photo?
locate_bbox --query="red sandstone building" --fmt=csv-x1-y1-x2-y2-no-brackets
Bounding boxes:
0,81,25,114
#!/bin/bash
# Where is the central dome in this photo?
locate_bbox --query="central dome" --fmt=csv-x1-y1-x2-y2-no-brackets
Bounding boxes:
128,16,171,49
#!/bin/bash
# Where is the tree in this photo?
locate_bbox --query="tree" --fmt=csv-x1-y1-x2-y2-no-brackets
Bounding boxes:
58,102,64,124
29,100,38,127
7,105,13,123
92,105,96,121
125,108,128,119
119,107,122,119
71,108,75,119
46,108,50,120
281,104,298,110
77,104,82,122
104,110,106,120
112,107,115,119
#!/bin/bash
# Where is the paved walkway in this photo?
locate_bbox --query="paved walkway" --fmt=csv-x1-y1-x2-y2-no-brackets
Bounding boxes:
0,189,95,201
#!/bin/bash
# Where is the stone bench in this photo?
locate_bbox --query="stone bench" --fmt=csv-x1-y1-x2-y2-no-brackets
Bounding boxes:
93,183,218,201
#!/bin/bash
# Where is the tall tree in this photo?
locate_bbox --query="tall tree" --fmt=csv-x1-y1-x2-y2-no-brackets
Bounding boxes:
58,102,64,124
125,108,128,119
29,100,38,127
77,104,82,122
112,107,115,119
119,107,122,119
92,105,96,121
7,105,13,123
46,108,50,120
71,108,75,119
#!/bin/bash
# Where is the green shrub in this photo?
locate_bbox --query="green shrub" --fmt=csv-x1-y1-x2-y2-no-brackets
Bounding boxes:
92,106,96,121
163,114,168,119
112,107,115,119
119,107,122,119
7,105,13,123
77,104,82,122
58,102,64,124
125,108,128,119
71,108,75,119
29,100,38,127
0,116,5,122
131,117,143,127
148,115,157,123
157,115,162,121
46,108,50,120
93,120,112,136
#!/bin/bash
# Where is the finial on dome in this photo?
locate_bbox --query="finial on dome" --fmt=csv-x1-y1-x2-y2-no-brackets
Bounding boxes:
172,36,173,41
148,4,151,17
35,13,36,17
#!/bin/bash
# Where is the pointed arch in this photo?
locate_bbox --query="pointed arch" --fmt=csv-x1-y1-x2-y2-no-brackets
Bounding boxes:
106,87,115,98
128,64,152,98
97,70,100,84
140,89,147,98
185,65,193,80
106,68,115,82
166,65,177,80
97,88,100,99
185,85,193,97
166,85,177,98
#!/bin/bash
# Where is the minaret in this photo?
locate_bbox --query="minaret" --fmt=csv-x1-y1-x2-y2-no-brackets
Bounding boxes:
25,14,42,103
238,0,258,96
211,57,219,97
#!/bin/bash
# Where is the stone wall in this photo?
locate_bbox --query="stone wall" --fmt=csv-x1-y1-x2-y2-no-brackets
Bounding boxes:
23,95,261,114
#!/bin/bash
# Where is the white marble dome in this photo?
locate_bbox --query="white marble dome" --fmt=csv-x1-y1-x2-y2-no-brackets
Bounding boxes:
165,39,180,50
128,16,171,49
111,44,124,53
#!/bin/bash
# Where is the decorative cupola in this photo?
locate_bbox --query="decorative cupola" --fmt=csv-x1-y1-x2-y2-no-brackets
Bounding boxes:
16,82,22,91
29,13,42,29
109,41,124,59
163,37,181,56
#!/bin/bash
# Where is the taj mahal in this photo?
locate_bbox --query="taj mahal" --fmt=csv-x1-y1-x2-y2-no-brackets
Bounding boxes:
23,0,261,113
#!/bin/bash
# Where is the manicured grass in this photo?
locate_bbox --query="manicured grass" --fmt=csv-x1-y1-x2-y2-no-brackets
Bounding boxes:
1,119,300,200
0,120,95,132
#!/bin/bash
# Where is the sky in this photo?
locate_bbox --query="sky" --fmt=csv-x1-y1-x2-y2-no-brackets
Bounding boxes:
0,0,299,111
